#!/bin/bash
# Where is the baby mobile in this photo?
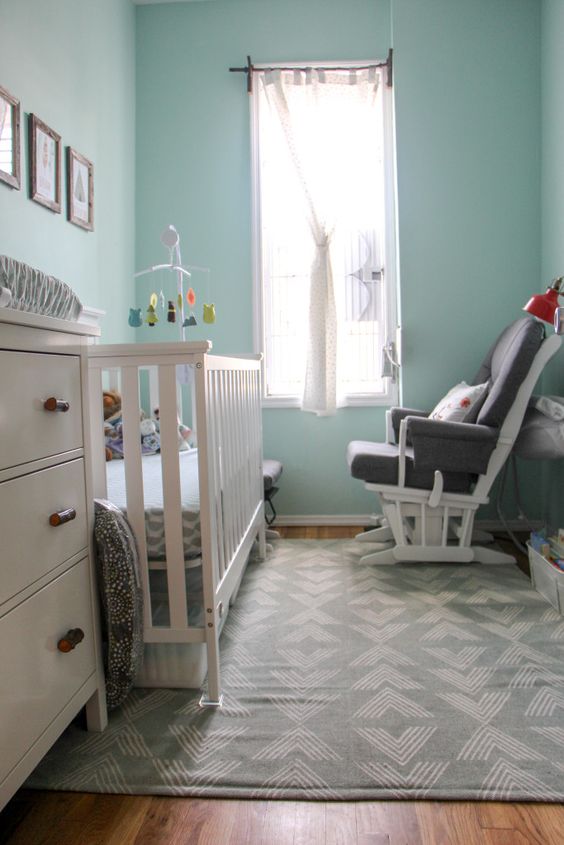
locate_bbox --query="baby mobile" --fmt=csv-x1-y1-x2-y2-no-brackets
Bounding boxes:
128,225,216,339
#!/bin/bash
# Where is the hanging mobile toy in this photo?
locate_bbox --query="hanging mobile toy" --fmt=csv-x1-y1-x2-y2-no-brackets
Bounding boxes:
128,307,143,327
146,303,158,326
203,303,216,324
167,300,176,323
182,287,198,326
159,290,166,311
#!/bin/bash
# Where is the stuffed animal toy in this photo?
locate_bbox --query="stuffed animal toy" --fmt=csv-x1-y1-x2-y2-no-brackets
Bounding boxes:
153,407,192,451
140,418,160,454
103,390,122,423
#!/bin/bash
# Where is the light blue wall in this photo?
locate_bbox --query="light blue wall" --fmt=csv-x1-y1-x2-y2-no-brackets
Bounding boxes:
541,0,564,527
0,0,136,343
135,0,543,518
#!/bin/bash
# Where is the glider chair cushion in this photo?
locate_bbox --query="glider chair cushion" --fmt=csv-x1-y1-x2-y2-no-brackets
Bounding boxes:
347,440,475,493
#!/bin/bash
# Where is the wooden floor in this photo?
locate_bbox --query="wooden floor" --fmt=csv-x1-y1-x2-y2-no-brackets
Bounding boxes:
2,525,560,845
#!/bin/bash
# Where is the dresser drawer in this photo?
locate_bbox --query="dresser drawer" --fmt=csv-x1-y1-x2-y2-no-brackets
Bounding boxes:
0,558,96,785
0,459,88,606
0,350,83,470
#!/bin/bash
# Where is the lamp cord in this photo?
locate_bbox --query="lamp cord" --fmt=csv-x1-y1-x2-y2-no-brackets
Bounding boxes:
495,454,531,554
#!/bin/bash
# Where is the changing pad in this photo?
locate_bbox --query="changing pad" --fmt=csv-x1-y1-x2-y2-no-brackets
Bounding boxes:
0,255,83,321
105,449,201,560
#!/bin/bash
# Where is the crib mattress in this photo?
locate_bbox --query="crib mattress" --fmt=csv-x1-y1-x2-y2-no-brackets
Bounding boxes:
105,449,201,560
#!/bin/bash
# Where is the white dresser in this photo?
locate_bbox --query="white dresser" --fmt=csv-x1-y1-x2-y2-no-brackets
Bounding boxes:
0,309,107,811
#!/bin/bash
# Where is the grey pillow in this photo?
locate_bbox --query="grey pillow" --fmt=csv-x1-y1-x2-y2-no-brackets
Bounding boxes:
93,499,144,710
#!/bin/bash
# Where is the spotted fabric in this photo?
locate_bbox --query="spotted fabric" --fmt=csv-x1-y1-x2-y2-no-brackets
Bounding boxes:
93,499,144,710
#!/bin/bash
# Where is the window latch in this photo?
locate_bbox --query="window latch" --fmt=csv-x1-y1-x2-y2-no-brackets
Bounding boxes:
381,340,400,382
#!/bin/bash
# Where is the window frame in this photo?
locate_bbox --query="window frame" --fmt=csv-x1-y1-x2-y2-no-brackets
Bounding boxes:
250,59,400,409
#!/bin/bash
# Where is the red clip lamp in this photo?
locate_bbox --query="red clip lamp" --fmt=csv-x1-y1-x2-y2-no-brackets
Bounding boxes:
524,276,564,325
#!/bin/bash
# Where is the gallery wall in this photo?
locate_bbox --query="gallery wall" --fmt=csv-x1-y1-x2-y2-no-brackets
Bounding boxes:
0,0,136,343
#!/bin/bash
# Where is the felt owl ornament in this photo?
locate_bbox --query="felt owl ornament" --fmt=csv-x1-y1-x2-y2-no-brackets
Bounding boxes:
146,303,158,326
167,300,176,323
128,307,142,327
203,303,216,324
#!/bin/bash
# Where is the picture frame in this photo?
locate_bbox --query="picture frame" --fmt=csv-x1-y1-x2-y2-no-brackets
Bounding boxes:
0,85,21,190
29,113,61,212
67,146,93,231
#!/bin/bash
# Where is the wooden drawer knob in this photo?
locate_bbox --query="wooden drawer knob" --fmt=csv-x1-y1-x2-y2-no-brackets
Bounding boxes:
57,628,85,653
44,397,70,413
49,508,77,527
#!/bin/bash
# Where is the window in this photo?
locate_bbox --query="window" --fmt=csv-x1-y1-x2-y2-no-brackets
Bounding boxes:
251,61,399,413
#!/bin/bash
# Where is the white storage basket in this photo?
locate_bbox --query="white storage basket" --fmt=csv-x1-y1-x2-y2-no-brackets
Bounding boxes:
528,542,564,614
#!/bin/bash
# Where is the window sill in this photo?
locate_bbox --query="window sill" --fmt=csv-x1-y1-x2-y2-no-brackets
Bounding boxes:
262,390,398,409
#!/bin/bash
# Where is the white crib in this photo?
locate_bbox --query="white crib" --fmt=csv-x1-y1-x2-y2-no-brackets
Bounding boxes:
87,340,265,707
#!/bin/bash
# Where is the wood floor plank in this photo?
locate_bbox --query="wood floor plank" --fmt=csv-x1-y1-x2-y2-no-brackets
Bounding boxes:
325,801,357,845
481,830,530,845
415,801,485,845
476,802,564,845
356,801,421,845
186,799,236,845
293,801,325,845
261,800,298,844
131,796,195,845
227,799,268,844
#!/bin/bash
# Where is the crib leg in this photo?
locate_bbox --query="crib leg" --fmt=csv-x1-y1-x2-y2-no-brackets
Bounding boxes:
200,659,224,708
199,691,224,709
258,522,267,560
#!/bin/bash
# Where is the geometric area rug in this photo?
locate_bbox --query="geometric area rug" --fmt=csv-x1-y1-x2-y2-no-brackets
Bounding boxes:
27,539,564,801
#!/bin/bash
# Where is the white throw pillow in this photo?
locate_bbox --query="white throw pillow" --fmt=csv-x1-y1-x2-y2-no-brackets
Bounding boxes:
429,381,488,423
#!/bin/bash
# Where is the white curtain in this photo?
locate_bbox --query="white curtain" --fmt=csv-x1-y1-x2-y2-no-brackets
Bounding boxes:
260,67,379,415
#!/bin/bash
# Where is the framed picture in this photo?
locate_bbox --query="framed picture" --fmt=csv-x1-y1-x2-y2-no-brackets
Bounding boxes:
0,85,21,190
29,114,61,212
67,147,93,231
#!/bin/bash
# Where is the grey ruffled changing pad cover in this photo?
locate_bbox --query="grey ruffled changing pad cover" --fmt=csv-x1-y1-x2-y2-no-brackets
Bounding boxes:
0,255,82,321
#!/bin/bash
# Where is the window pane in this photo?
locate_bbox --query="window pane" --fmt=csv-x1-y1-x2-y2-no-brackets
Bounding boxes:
255,66,393,401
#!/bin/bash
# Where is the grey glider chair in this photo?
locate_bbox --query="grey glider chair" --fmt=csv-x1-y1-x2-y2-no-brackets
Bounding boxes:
346,317,561,565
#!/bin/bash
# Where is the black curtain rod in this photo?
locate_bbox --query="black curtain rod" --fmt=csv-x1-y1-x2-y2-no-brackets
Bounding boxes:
229,48,393,93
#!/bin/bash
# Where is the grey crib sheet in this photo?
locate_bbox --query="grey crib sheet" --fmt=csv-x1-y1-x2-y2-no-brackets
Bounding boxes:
105,449,202,561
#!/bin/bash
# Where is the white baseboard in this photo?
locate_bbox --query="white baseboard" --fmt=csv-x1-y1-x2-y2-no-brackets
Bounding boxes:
276,514,540,532
276,514,373,526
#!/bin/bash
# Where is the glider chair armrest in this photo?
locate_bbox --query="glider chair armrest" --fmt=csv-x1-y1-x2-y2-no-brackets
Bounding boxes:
389,407,429,444
406,416,498,475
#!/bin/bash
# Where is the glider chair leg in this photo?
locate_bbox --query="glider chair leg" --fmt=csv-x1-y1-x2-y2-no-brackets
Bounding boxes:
471,546,516,564
360,545,397,565
355,524,394,543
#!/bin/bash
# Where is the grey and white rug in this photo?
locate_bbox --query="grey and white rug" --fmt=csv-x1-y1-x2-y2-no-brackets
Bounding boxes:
27,540,564,801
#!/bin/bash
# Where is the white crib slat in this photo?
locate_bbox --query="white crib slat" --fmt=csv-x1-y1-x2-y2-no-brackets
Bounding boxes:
121,366,153,631
221,370,235,564
231,370,243,556
209,371,226,579
88,367,108,499
238,371,249,536
158,364,189,630
194,355,222,705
